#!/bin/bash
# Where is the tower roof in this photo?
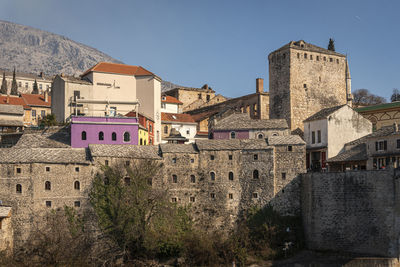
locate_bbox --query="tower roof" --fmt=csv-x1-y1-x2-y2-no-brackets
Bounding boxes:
270,40,345,57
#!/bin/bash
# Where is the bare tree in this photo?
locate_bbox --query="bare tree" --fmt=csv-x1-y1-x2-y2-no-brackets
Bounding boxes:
391,88,400,102
352,89,386,107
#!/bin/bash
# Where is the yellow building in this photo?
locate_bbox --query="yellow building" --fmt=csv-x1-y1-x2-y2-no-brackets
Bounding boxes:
356,102,400,131
138,125,148,145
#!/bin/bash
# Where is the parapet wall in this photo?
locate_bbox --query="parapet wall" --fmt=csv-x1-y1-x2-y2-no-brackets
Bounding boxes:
302,170,400,258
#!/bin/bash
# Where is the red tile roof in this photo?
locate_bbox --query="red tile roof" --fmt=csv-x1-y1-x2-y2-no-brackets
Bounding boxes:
0,95,30,109
161,95,183,105
161,113,196,123
125,111,154,122
21,94,51,107
81,62,156,77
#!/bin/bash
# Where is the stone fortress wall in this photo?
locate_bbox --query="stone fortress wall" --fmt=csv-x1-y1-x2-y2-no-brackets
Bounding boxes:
302,169,400,258
269,40,348,132
0,136,306,250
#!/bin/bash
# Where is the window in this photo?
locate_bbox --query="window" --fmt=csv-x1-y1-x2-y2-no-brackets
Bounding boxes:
258,133,264,139
323,56,326,61
18,81,21,87
186,129,190,135
74,181,80,190
16,167,21,174
125,161,130,166
161,103,166,109
252,193,258,199
210,155,215,160
190,158,194,163
230,131,236,139
32,110,36,118
149,124,152,133
282,53,286,59
46,85,49,90
190,175,196,183
99,131,104,141
254,154,258,160
81,131,87,140
206,95,210,102
73,90,80,100
228,193,233,199
303,84,307,88
40,110,46,117
210,172,215,181
190,196,195,202
164,126,168,134
39,84,42,90
198,93,202,99
288,145,293,151
397,139,400,149
45,181,51,190
317,130,321,143
282,173,286,180
25,82,28,89
336,59,339,64
253,170,259,179
172,175,177,183
310,55,313,60
210,193,215,199
312,131,315,144
304,53,307,59
123,132,131,142
229,155,233,160
74,201,80,208
229,172,234,181
124,177,131,185
171,197,177,202
105,160,109,166
297,53,300,59
329,57,333,62
16,184,22,194
75,167,79,172
112,132,117,141
46,201,52,207
147,178,153,186
316,56,319,61
172,158,177,163
376,140,387,151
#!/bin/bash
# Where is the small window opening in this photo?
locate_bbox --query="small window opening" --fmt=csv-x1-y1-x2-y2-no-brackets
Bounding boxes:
46,201,52,207
210,155,215,160
304,53,307,59
125,161,130,166
229,155,233,160
282,173,286,180
329,57,333,62
172,158,177,163
210,172,215,181
190,158,194,163
230,131,236,139
229,193,233,199
171,197,177,202
74,181,80,190
123,132,131,142
229,172,234,181
124,177,131,185
45,181,51,190
45,167,50,172
105,160,109,166
16,167,21,174
288,146,293,151
81,131,87,140
190,175,196,183
16,184,22,194
210,193,215,199
190,196,195,202
74,201,80,207
112,132,117,141
172,175,177,183
75,167,79,172
253,170,259,179
254,154,258,160
99,131,104,141
252,193,258,199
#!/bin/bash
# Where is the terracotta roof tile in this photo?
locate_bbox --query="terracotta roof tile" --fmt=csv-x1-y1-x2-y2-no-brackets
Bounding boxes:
161,95,183,105
81,62,157,77
21,94,51,107
0,95,30,109
161,113,196,123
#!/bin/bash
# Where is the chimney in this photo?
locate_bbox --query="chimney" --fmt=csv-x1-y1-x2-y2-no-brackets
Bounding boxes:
60,73,64,77
256,78,264,93
39,72,44,78
394,122,398,132
6,95,9,104
202,84,209,90
44,90,48,102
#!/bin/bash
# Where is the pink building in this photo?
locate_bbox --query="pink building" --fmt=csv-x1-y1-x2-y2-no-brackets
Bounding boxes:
71,116,139,148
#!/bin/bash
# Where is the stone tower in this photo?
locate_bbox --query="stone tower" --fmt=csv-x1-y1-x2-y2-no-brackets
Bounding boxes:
269,40,352,132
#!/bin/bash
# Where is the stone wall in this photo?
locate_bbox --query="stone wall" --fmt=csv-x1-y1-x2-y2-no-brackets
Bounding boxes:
302,170,400,257
269,42,348,132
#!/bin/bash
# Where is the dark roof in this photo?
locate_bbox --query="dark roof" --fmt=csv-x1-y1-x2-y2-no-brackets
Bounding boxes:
268,135,305,145
327,143,367,163
303,105,347,122
355,101,400,113
213,113,288,130
58,75,92,85
0,148,89,164
89,144,161,159
14,133,70,148
0,119,24,127
196,139,271,151
271,40,345,57
364,125,398,139
160,143,198,154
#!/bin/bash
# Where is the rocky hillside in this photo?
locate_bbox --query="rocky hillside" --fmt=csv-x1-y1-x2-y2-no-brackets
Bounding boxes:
0,20,122,76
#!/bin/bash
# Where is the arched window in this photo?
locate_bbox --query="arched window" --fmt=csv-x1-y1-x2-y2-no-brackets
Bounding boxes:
229,172,234,181
81,131,87,140
140,138,143,145
257,133,264,139
230,131,236,139
74,181,80,190
253,170,259,179
16,184,22,194
124,132,130,142
210,171,215,181
112,132,117,141
272,133,278,136
45,181,51,190
99,131,104,141
164,126,168,134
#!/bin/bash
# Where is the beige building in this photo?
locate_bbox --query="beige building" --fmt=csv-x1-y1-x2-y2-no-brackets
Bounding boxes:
21,92,51,126
52,62,162,144
0,69,52,95
0,206,13,255
269,40,352,132
355,102,400,131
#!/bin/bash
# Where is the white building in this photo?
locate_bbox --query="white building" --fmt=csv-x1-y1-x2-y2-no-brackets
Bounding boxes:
161,113,197,143
161,95,182,113
303,104,372,171
51,62,162,144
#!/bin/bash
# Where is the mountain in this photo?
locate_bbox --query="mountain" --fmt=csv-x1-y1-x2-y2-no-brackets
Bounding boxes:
0,20,122,76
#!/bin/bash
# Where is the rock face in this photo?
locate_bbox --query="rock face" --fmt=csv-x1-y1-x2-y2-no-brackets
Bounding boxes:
0,20,122,76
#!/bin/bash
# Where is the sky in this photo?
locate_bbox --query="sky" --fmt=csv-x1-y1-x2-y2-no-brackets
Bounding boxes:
0,0,399,100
